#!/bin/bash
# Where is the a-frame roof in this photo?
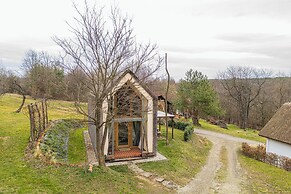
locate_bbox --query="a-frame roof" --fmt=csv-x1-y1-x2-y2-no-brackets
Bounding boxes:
111,70,157,100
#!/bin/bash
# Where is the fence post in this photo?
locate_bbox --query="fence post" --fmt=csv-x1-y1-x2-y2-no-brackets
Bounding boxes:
28,103,35,141
41,99,46,130
35,104,42,136
45,99,48,125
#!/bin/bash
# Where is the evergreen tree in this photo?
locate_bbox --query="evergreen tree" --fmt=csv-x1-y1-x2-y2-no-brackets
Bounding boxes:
176,69,221,126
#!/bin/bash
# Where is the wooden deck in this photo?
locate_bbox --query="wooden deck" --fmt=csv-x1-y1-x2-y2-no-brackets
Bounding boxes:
114,147,142,159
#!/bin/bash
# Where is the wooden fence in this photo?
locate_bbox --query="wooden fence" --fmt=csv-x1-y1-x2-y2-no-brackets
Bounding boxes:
28,99,48,142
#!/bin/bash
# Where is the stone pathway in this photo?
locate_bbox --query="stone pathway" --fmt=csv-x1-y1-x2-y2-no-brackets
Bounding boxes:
128,163,180,190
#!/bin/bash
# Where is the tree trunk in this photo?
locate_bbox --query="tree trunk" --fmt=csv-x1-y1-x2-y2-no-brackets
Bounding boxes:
96,126,106,166
95,100,106,167
14,81,26,113
239,109,247,129
165,53,170,145
15,93,26,113
191,109,200,126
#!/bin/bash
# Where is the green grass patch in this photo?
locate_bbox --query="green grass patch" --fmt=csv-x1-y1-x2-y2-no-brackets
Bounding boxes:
40,119,85,162
238,151,291,193
215,146,228,183
0,94,167,193
138,125,212,186
199,119,266,143
68,127,86,164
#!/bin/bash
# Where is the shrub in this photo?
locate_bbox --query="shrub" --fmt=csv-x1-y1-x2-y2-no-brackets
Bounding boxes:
168,120,189,131
282,157,291,171
241,142,291,172
168,120,175,128
242,142,266,160
184,125,194,142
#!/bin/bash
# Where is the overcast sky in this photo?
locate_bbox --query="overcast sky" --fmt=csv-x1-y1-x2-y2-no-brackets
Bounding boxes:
1,0,291,79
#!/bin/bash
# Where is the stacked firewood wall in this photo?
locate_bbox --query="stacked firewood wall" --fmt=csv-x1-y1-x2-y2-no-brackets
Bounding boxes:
27,99,48,142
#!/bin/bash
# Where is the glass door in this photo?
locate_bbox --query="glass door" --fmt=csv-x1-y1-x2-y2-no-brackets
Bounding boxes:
118,122,129,147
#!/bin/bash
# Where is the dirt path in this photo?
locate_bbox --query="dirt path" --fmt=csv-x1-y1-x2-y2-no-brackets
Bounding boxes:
178,129,261,194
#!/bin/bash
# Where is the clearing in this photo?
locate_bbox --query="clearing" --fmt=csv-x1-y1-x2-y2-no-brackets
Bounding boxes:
0,94,167,193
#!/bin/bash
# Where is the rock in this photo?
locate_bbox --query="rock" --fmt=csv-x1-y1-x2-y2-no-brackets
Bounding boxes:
141,172,152,178
217,120,228,129
162,181,178,189
155,177,164,183
162,181,170,187
88,164,93,172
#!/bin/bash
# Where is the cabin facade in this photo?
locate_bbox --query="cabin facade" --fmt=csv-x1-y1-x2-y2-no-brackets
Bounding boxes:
157,95,174,114
259,103,291,158
88,71,158,161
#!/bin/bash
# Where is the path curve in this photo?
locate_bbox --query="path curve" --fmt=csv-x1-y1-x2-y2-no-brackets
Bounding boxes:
178,129,261,194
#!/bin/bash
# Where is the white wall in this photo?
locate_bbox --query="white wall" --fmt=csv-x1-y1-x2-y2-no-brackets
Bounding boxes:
266,139,291,158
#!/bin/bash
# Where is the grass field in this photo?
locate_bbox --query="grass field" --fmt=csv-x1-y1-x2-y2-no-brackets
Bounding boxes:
138,125,212,186
199,119,266,143
239,152,291,193
0,94,167,193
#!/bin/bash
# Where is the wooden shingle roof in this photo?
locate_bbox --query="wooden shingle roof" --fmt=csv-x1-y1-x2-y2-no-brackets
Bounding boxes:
259,103,291,145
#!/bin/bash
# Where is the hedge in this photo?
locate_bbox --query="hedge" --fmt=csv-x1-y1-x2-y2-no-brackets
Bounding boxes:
242,142,291,171
168,120,189,131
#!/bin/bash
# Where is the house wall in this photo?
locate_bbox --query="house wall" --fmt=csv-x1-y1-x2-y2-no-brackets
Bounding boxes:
266,138,291,158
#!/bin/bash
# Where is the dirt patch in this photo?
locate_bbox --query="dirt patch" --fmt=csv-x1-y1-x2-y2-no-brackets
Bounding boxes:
0,136,10,145
0,136,10,141
178,137,222,193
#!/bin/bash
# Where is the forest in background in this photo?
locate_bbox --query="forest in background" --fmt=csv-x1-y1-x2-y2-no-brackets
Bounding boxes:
1,50,291,130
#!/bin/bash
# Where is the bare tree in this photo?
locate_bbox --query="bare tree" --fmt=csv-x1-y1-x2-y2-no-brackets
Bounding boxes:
22,50,64,99
165,53,170,145
0,67,27,112
218,66,271,129
54,2,162,166
0,67,8,96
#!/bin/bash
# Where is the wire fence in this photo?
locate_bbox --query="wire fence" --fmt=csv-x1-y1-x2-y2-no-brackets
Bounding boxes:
28,99,48,142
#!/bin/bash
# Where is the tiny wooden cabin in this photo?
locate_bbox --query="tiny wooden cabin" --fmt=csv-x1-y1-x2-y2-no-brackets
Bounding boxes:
157,95,174,114
88,70,158,161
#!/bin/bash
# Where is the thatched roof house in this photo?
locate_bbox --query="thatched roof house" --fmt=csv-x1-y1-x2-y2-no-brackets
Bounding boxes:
259,103,291,158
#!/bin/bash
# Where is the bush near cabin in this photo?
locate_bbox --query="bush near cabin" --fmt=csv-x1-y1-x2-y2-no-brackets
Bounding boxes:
184,125,194,142
168,120,189,131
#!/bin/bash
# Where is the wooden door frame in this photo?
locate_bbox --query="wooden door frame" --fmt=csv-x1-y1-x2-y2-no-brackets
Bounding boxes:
114,122,133,149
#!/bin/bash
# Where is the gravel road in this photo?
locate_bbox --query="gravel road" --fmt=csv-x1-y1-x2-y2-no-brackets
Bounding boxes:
178,129,261,194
